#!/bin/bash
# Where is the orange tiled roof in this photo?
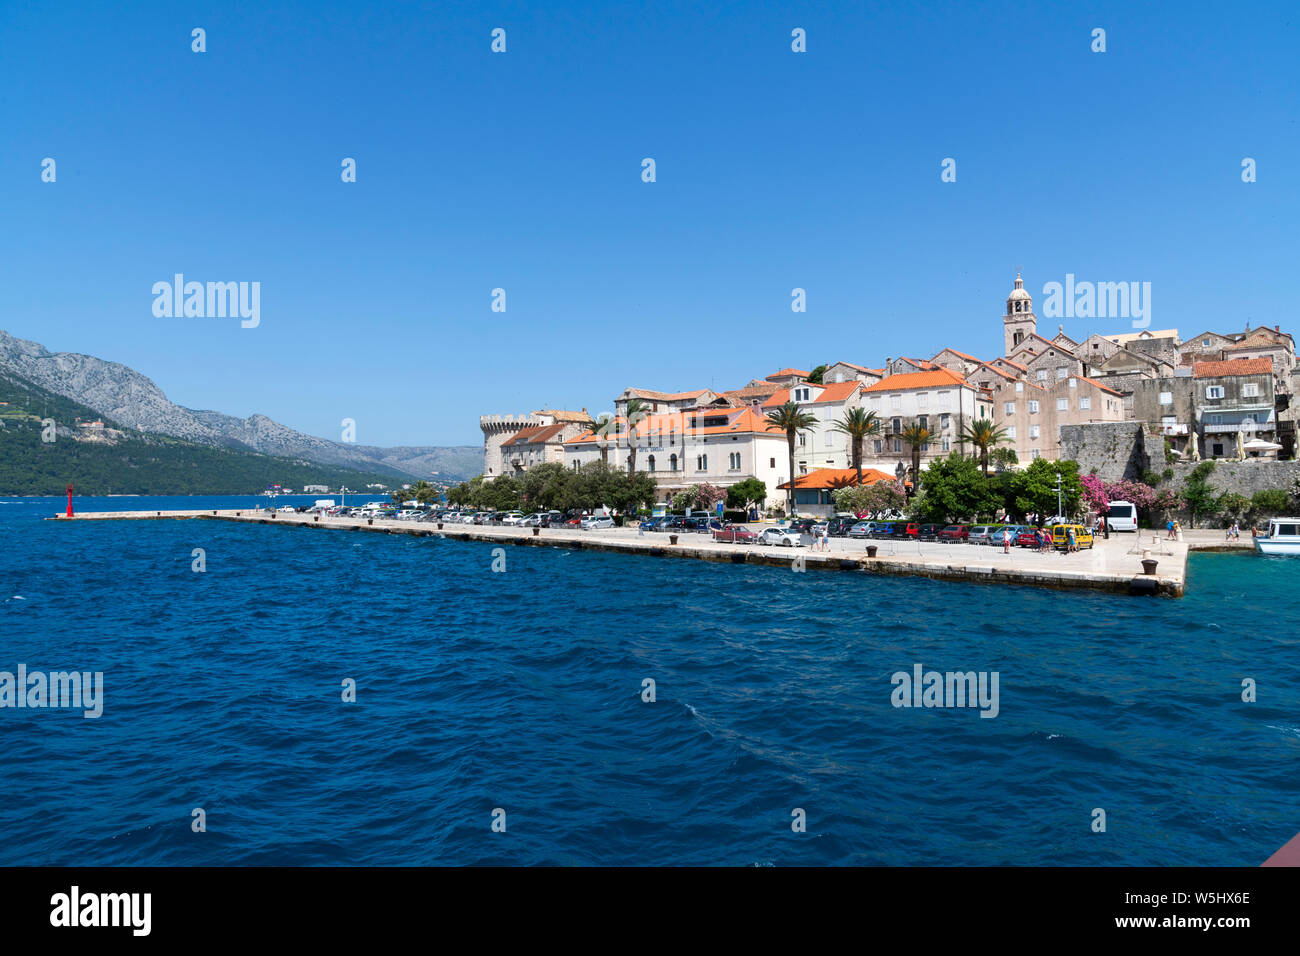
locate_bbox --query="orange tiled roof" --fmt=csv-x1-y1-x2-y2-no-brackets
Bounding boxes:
766,368,810,380
1068,375,1123,397
564,407,780,444
830,361,883,374
1194,357,1273,378
998,357,1028,371
624,387,711,402
934,347,982,362
762,380,863,408
503,423,568,445
776,467,898,490
863,367,969,392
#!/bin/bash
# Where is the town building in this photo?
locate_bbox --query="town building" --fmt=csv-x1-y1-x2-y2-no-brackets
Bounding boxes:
860,367,994,473
480,408,592,479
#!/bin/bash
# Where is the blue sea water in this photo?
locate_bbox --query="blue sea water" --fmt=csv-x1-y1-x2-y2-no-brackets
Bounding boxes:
1,495,1298,866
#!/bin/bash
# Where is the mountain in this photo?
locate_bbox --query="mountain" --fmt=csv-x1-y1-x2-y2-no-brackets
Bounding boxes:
0,329,479,481
0,367,407,496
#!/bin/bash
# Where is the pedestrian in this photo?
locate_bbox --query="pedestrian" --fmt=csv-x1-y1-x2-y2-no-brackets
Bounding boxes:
1067,527,1077,553
1002,526,1011,553
1100,515,1109,540
1166,518,1175,540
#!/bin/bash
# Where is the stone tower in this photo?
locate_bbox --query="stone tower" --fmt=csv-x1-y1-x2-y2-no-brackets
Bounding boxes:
1003,272,1036,355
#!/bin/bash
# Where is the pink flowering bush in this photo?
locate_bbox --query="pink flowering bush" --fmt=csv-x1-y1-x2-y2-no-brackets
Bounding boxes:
1080,473,1109,512
1103,479,1157,511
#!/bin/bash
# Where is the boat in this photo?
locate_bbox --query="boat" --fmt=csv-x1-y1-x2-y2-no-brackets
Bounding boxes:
1254,518,1300,555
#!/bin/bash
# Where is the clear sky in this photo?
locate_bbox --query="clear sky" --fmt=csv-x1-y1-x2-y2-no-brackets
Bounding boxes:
2,1,1296,446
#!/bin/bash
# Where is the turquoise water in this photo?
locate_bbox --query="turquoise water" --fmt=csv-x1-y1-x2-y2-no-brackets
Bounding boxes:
1,496,1297,865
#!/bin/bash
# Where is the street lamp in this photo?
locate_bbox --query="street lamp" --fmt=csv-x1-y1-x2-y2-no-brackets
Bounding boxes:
1055,472,1063,520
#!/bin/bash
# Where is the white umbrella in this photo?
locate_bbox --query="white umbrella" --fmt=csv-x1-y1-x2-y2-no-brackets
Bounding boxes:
1243,438,1282,451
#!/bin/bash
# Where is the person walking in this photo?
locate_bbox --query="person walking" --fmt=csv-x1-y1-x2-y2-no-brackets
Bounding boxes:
1100,514,1109,540
1002,526,1011,554
1067,526,1077,553
1166,518,1176,540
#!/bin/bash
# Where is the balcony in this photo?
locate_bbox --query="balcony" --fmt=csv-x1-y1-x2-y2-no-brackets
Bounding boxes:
1158,423,1189,435
1202,422,1275,434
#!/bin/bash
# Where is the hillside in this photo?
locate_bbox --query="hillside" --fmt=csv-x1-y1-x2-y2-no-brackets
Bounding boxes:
0,329,478,481
0,369,405,495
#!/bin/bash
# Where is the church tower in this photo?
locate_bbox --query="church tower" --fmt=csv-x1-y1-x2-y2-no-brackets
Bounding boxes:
1003,272,1036,356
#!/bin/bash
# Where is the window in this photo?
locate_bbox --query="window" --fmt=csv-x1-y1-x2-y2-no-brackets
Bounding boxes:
892,438,902,453
892,418,902,434
1056,367,1067,379
1031,448,1041,459
769,458,775,468
1057,398,1069,411
1213,443,1224,456
696,454,708,470
938,391,952,410
918,392,928,409
1203,338,1212,347
941,414,951,429
729,452,741,470
793,387,810,402
1158,391,1173,405
1028,400,1039,414
1029,425,1040,439
1006,426,1016,439
798,433,806,447
891,394,902,410
670,454,678,471
1206,386,1225,399
1068,377,1077,388
1242,383,1260,397
1015,382,1024,392
647,455,656,472
1079,396,1091,410
1036,369,1048,381
918,415,928,430
873,440,882,454
1004,402,1016,415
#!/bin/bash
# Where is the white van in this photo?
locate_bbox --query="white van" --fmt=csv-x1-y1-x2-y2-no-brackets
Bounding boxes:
1106,501,1138,531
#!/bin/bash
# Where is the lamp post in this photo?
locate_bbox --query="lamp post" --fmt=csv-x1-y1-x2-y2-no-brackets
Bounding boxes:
1055,472,1063,521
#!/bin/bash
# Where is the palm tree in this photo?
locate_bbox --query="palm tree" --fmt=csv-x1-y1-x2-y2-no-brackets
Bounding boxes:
831,407,881,488
900,423,933,493
593,412,616,466
623,399,650,474
960,419,1011,476
764,401,818,516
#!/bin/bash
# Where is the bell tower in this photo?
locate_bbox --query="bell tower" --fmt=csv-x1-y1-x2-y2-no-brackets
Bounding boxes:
1003,272,1036,356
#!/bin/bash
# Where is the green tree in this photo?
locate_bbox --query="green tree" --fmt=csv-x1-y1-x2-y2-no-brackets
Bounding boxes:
764,401,818,516
990,447,1019,472
1009,458,1083,520
1252,488,1289,515
807,364,827,384
831,407,881,488
900,423,933,492
1181,461,1218,528
593,413,616,467
1216,492,1251,522
726,477,768,511
912,452,1000,523
623,399,650,475
960,419,1011,476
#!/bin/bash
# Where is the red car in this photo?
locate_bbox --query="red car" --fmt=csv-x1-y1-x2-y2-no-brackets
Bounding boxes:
712,524,758,544
937,525,970,542
901,523,920,538
1015,529,1041,548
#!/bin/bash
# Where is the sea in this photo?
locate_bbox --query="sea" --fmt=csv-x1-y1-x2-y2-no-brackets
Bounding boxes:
1,495,1297,866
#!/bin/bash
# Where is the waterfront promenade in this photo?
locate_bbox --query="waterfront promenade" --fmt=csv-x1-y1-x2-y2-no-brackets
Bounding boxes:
44,508,1248,597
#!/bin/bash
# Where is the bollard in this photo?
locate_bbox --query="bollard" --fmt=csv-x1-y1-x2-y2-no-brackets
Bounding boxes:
437,522,443,530
669,534,679,545
866,545,878,557
533,527,540,537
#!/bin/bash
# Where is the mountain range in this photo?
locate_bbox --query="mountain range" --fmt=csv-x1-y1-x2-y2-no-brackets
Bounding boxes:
0,329,479,481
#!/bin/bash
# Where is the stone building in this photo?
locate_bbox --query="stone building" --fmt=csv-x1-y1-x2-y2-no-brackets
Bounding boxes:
480,408,592,479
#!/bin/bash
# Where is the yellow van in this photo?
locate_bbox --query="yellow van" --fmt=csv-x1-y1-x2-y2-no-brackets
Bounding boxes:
1051,524,1094,551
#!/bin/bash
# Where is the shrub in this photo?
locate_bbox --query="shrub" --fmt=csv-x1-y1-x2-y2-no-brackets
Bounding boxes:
1252,489,1289,514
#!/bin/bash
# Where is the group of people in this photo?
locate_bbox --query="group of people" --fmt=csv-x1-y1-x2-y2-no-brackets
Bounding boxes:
1165,519,1183,540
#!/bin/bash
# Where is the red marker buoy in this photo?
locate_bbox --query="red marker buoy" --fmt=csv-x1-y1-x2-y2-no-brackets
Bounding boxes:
66,483,74,517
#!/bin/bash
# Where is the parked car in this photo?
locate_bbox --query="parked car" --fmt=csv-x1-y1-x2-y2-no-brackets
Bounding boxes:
826,517,856,537
1051,523,1095,550
563,515,584,527
758,527,804,547
917,523,943,541
638,517,660,531
848,521,876,539
873,523,897,538
967,525,998,545
1016,528,1044,548
788,518,817,534
899,522,920,538
539,512,564,527
581,514,615,529
712,524,758,544
661,516,689,531
500,512,527,525
937,524,970,542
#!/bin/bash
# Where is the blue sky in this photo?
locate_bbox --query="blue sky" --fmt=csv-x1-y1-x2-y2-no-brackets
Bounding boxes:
2,1,1296,446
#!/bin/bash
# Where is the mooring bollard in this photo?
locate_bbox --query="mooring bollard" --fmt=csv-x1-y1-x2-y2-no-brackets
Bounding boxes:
533,527,540,537
866,545,878,557
314,515,319,522
669,534,679,545
437,522,443,530
368,518,373,526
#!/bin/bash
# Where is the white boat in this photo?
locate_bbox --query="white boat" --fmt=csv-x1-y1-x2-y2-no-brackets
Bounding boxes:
1254,518,1300,555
